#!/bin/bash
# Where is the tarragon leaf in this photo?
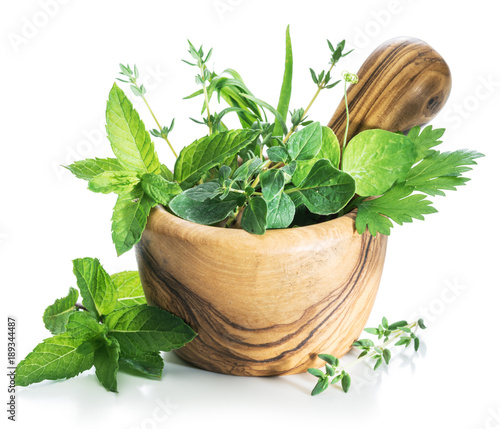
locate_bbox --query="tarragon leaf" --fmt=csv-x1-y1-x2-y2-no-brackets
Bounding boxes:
140,173,182,205
292,126,340,186
111,271,146,309
43,287,79,335
88,171,141,195
111,185,157,256
94,336,120,392
105,304,197,356
355,183,438,236
119,351,164,378
241,196,267,235
64,158,124,181
287,159,355,215
72,258,117,317
174,129,260,189
342,129,417,196
15,334,94,387
106,83,160,174
287,122,322,161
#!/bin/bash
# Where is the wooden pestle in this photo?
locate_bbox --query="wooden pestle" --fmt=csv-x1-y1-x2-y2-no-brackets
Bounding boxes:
328,37,452,146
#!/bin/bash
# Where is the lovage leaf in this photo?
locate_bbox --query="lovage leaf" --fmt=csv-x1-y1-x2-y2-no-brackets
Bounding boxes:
287,159,355,215
15,334,94,387
94,336,120,392
111,185,157,256
106,83,161,174
72,258,117,317
140,173,182,205
88,171,141,195
287,122,322,161
355,183,438,236
342,129,417,196
104,304,197,356
43,287,79,335
241,196,268,235
174,129,260,189
65,158,124,181
111,271,147,309
292,126,340,186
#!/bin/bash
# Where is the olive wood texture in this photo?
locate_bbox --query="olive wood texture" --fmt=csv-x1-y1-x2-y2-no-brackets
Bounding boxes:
329,37,451,146
135,37,451,376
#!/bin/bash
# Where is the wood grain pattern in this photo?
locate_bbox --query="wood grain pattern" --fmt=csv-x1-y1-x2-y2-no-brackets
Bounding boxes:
135,37,452,376
136,208,387,376
329,37,452,145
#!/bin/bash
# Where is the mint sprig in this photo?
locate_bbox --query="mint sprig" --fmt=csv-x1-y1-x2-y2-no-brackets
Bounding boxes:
16,258,196,392
308,318,426,396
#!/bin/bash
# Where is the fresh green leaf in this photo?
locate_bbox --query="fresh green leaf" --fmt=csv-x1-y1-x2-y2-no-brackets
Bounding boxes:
183,181,223,202
169,191,237,225
355,183,437,236
94,336,120,392
287,159,355,215
240,94,288,135
106,83,160,174
119,351,164,378
287,122,322,161
65,158,124,181
105,304,197,355
241,196,267,235
388,321,409,330
266,192,295,229
88,171,141,195
291,126,340,186
405,150,484,196
266,147,289,163
273,25,293,138
111,271,146,309
15,334,94,387
260,169,285,201
374,357,383,370
407,125,445,162
233,157,263,182
311,377,329,396
174,129,259,189
364,328,380,335
353,339,375,348
382,317,389,329
382,348,391,365
307,368,324,378
72,258,117,317
341,373,351,393
342,129,417,196
141,173,182,205
160,164,174,181
330,374,343,384
43,288,79,335
66,311,107,341
111,185,157,256
318,354,339,367
418,319,427,330
414,337,420,351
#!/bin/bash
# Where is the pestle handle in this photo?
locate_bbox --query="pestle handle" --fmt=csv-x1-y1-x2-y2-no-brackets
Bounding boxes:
328,37,452,146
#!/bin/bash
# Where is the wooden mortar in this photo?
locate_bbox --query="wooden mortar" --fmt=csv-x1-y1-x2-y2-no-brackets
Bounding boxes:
135,37,451,376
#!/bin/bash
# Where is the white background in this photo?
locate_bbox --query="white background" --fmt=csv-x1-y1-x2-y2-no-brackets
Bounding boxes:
2,0,500,428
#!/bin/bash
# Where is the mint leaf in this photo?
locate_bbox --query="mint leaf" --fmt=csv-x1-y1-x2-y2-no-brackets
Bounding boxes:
342,129,417,196
174,129,260,189
72,258,117,317
64,158,124,181
105,305,197,355
15,334,94,387
111,271,146,309
106,83,161,174
405,150,483,196
111,185,156,256
287,122,322,161
43,287,78,335
141,173,182,205
169,192,237,225
292,126,340,186
266,192,295,229
88,171,141,194
119,351,164,378
355,183,437,236
407,125,445,162
288,159,355,215
66,311,107,341
241,196,267,235
94,336,120,392
160,164,174,181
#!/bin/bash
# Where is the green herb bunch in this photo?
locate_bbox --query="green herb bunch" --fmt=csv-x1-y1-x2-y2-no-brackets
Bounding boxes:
15,258,196,392
308,317,426,396
65,26,483,257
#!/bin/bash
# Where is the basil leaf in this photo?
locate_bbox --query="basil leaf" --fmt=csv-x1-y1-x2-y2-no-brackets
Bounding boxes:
342,129,417,197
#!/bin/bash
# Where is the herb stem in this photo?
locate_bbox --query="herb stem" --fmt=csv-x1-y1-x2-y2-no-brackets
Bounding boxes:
342,79,349,151
202,81,213,134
